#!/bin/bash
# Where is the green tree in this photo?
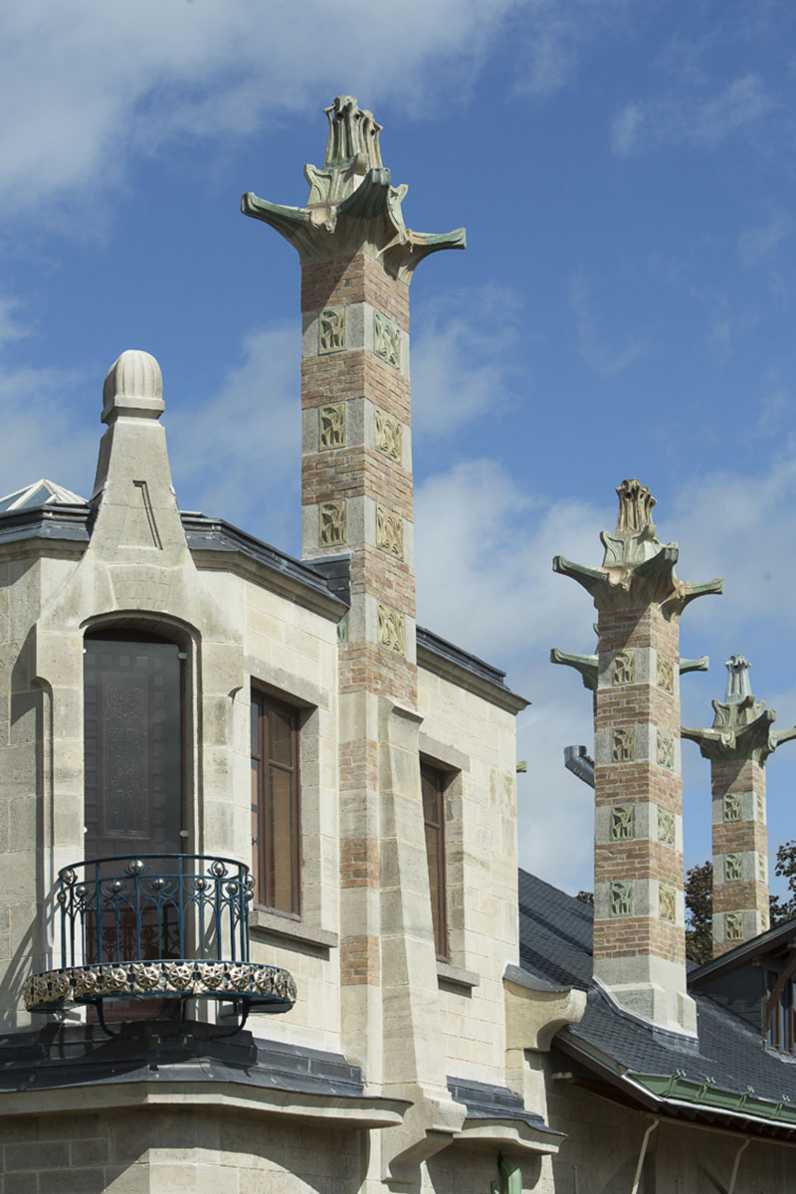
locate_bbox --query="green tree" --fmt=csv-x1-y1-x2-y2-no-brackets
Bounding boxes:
770,840,796,927
575,890,594,908
685,860,713,965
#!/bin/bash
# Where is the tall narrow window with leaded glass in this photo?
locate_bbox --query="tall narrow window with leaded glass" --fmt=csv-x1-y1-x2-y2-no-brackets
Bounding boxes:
421,763,449,961
84,634,183,861
250,692,301,915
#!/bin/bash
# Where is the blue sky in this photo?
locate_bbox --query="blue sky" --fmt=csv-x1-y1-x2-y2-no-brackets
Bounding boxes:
4,0,796,894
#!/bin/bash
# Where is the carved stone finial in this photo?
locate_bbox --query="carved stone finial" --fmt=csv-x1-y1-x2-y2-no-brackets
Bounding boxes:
725,655,752,703
553,479,722,619
101,350,164,425
242,95,465,280
615,479,656,536
682,654,796,763
323,95,383,172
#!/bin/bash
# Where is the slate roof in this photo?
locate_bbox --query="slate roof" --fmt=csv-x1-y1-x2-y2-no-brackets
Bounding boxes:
518,868,796,1134
0,1019,369,1100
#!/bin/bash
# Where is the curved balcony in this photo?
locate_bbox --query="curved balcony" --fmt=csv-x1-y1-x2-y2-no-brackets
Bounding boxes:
25,854,296,1023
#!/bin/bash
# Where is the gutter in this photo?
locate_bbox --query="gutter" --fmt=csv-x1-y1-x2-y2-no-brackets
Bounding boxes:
555,1034,796,1140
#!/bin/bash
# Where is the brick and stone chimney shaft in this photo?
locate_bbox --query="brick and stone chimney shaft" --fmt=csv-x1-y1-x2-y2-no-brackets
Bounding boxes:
683,655,796,956
553,480,722,1035
242,100,469,1159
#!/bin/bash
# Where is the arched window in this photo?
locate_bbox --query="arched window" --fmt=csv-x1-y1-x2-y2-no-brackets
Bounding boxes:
84,632,183,861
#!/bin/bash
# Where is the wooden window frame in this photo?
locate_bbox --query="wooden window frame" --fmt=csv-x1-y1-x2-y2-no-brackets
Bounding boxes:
250,689,301,917
421,762,449,963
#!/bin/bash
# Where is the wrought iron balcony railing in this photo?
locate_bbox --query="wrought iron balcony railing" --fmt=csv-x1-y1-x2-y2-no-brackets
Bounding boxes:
24,854,296,1024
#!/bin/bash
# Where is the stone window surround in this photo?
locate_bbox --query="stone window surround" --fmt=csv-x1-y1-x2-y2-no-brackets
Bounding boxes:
35,613,202,1010
418,734,478,992
245,658,338,954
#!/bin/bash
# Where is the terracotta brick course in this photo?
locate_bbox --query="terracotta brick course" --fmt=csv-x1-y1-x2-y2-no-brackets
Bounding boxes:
339,641,417,706
596,839,683,886
714,880,769,913
303,448,414,520
302,356,411,424
713,821,767,854
341,837,380,888
711,759,766,796
302,254,410,329
593,917,685,964
340,934,381,985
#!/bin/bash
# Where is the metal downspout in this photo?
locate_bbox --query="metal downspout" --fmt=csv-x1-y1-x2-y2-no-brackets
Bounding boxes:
727,1138,750,1194
630,1117,659,1194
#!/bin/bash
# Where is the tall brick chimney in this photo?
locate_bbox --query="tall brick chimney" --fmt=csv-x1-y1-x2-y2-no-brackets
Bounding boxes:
683,655,796,956
242,97,467,1172
553,480,722,1035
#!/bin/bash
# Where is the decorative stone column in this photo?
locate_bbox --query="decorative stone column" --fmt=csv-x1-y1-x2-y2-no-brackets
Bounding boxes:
553,480,722,1035
243,97,467,1171
682,656,796,957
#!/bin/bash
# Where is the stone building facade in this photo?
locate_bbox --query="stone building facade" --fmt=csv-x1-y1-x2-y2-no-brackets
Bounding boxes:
2,96,796,1193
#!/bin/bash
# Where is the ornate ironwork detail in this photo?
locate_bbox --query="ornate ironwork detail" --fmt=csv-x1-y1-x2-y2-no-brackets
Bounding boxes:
612,651,634,686
319,403,346,450
376,504,403,558
24,960,296,1011
374,311,401,369
725,853,743,882
657,653,674,694
723,793,742,822
657,807,675,847
319,307,346,354
610,805,635,841
320,499,347,546
612,728,634,763
657,731,675,771
609,881,633,918
374,406,402,461
25,854,296,1015
659,885,676,923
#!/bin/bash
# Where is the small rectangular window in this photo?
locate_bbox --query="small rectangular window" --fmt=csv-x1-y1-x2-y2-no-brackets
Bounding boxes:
251,691,300,915
421,763,449,962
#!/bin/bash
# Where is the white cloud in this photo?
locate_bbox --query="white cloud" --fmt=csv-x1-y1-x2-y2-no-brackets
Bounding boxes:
0,0,522,224
610,72,776,156
168,323,301,547
568,274,646,376
738,211,794,267
610,103,644,156
411,286,527,436
0,361,96,500
515,0,640,98
415,443,796,891
415,458,611,888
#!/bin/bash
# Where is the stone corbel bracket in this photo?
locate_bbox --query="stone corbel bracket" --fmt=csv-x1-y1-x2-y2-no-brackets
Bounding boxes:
552,552,722,620
550,649,709,691
503,964,586,1053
